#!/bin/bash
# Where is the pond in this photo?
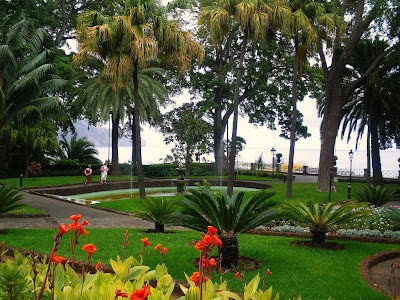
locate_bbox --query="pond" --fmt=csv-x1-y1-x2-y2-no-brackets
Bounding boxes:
58,186,259,205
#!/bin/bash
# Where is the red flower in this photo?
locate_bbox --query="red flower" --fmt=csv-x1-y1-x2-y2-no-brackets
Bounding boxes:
207,226,218,236
266,269,272,275
95,262,102,270
234,272,240,278
68,223,78,231
130,285,150,300
212,235,222,248
162,247,168,253
78,224,89,236
58,223,69,236
82,220,89,226
202,257,216,267
69,214,82,223
140,237,151,247
154,244,161,251
116,289,128,297
189,272,208,286
82,243,97,256
52,253,65,265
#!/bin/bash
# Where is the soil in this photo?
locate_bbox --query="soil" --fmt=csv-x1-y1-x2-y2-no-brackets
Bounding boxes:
193,255,263,273
290,240,345,250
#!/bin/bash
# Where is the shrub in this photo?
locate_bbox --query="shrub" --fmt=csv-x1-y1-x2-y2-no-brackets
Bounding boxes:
131,197,178,232
281,200,370,247
172,189,280,268
354,185,395,206
0,185,24,213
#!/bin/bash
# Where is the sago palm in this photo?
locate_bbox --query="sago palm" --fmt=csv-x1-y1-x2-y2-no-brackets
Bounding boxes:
0,185,24,213
172,189,280,268
281,200,370,247
354,185,395,207
132,197,178,233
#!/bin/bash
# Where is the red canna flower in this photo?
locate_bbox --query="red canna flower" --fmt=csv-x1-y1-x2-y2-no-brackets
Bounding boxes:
234,272,240,278
203,257,216,267
69,214,82,223
52,253,65,265
95,262,102,270
207,226,218,236
162,247,168,253
58,223,69,236
189,272,208,286
140,237,151,247
116,289,129,297
78,224,89,236
68,222,78,231
154,244,161,251
266,269,272,275
82,243,97,256
130,285,150,300
212,235,222,248
82,220,89,226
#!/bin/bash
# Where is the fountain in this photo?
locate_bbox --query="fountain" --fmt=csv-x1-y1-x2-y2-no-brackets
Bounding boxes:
172,166,187,193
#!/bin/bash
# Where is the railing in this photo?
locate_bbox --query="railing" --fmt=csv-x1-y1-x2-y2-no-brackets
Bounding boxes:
236,162,399,179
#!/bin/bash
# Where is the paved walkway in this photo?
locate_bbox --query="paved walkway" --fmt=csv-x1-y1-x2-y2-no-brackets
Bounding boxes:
0,189,160,230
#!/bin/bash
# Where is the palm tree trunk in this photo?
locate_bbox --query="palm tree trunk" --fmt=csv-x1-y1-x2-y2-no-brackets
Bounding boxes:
133,60,146,199
130,108,136,164
311,231,326,247
227,30,248,197
218,234,239,268
286,36,299,198
366,120,371,186
370,114,384,186
111,112,121,176
185,144,191,177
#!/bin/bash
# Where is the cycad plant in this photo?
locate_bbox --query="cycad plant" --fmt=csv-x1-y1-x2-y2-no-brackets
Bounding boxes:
281,200,370,247
132,197,178,233
0,185,24,213
172,189,280,268
354,185,395,206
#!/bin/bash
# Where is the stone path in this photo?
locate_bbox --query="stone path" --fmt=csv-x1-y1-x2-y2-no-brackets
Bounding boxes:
0,189,174,230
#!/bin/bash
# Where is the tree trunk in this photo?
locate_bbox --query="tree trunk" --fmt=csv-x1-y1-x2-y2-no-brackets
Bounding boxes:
286,36,299,198
131,109,136,164
317,81,343,192
218,234,239,268
155,221,164,233
311,231,326,247
366,120,371,186
227,31,248,197
111,112,121,176
185,144,191,177
370,114,384,186
214,87,224,176
133,60,146,199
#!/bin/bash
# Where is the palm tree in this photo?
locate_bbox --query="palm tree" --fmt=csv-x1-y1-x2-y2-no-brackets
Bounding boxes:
0,18,66,168
132,197,178,233
172,189,280,268
340,39,400,187
74,2,202,198
0,185,24,213
59,133,102,164
281,200,369,247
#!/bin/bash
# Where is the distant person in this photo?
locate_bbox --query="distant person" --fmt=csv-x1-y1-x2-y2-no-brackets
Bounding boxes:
100,162,109,184
84,165,92,186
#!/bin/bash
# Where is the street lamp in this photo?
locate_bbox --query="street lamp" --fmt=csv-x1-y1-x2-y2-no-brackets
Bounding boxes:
271,147,276,172
348,150,354,199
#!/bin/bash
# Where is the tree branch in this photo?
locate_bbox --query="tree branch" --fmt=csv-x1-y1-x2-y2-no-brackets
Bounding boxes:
317,39,328,79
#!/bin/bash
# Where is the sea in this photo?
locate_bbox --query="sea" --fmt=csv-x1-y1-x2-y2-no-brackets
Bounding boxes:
96,146,400,178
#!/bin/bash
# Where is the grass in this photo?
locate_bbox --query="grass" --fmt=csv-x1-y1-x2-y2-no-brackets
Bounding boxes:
0,175,140,188
2,228,397,299
4,204,46,214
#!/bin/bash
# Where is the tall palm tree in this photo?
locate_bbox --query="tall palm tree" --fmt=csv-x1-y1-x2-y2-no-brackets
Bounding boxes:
59,133,102,164
0,18,66,169
340,39,400,187
280,1,339,197
74,2,202,198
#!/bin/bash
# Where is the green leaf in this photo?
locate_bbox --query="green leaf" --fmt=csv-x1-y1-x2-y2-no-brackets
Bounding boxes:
155,264,168,280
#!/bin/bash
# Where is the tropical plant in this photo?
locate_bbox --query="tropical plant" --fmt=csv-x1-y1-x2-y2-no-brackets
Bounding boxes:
354,185,395,207
0,185,24,213
172,189,280,268
255,153,264,177
132,197,178,233
59,134,101,164
281,200,370,247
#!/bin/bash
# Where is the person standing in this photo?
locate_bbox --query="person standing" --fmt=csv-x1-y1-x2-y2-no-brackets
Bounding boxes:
100,162,109,184
84,165,92,186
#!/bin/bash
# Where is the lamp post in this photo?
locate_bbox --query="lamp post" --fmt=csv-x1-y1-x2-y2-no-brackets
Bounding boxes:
271,147,276,172
348,150,354,199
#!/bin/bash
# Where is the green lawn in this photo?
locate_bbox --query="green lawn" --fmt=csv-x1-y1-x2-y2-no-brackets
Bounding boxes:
2,228,396,299
4,204,46,214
